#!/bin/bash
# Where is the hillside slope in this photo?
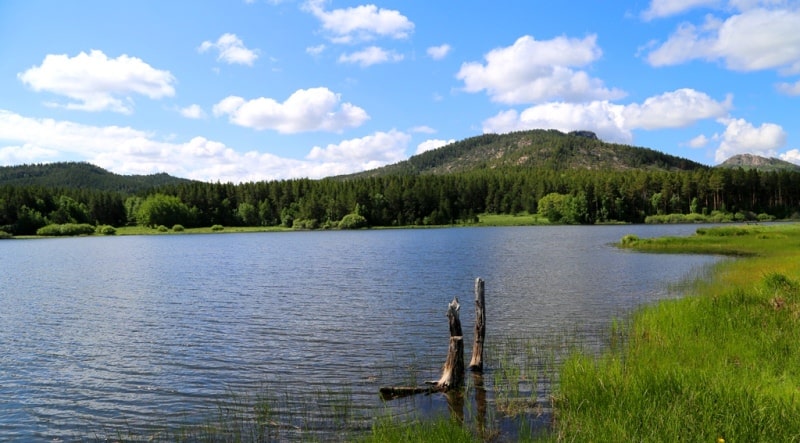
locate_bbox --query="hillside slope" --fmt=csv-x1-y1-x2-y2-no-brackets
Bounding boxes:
717,154,800,172
340,129,707,178
0,162,194,193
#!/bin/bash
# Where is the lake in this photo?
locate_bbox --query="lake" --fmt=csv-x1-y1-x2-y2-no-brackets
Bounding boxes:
0,225,721,441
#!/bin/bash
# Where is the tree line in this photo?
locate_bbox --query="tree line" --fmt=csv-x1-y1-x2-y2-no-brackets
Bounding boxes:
2,167,800,235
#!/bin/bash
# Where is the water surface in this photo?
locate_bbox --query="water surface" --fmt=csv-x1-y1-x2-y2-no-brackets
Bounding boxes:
0,225,720,440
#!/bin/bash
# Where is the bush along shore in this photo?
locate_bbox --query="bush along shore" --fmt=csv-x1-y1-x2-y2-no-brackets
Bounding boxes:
551,223,800,441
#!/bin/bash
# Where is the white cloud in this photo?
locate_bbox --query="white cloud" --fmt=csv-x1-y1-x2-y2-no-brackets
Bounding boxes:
306,44,327,56
17,50,175,114
180,104,206,119
715,117,786,162
303,0,414,44
646,8,800,73
306,129,410,170
0,109,402,182
212,87,369,133
777,79,800,95
198,33,259,66
415,139,454,155
338,46,403,67
779,149,800,164
0,144,59,164
641,0,719,21
456,35,624,105
427,44,451,60
622,88,732,129
481,88,731,144
483,102,633,143
411,125,436,134
687,134,710,148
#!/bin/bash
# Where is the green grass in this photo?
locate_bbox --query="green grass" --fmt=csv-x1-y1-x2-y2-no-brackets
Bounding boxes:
551,223,800,442
115,225,292,235
476,212,550,226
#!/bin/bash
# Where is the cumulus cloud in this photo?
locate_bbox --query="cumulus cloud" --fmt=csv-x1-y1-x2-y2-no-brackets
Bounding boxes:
646,8,800,73
483,102,633,143
687,134,710,148
622,88,733,129
714,117,786,162
0,109,405,182
212,87,369,133
303,0,414,44
17,50,175,114
0,144,59,165
481,88,731,144
198,33,259,65
415,138,455,155
338,46,403,67
306,129,410,170
779,149,800,164
180,104,206,119
427,44,451,60
457,35,624,105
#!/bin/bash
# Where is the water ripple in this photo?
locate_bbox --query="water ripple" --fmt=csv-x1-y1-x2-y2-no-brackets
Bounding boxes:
0,226,719,440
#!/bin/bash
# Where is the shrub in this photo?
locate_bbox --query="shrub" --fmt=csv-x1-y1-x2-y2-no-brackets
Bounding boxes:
96,225,117,235
37,223,96,236
696,226,751,237
0,230,12,239
135,193,196,228
172,224,185,232
211,224,224,231
685,213,706,223
339,213,368,229
157,225,169,232
292,218,319,230
620,234,639,246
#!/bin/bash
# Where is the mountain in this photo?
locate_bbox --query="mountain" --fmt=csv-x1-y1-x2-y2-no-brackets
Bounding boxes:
717,154,800,172
339,129,707,179
0,162,195,193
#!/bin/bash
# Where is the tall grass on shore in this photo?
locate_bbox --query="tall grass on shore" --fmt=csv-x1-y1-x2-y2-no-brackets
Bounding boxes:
552,223,800,441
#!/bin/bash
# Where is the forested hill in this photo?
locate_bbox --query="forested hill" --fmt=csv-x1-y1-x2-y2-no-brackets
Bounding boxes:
0,162,194,193
339,129,708,179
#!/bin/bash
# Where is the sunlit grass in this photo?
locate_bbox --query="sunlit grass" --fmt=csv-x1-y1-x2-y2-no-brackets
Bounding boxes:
115,225,291,235
551,223,800,441
476,212,550,226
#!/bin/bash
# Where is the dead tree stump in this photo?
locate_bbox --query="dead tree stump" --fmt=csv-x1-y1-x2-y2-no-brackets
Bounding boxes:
468,278,485,372
435,297,464,390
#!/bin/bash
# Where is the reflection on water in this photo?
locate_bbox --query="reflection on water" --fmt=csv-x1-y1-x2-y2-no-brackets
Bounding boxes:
0,225,719,440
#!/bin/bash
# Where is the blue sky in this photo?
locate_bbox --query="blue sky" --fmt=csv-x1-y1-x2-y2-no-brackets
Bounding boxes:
1,0,799,183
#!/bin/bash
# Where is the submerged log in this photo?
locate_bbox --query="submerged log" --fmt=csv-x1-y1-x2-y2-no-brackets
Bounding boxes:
468,278,486,372
379,386,433,400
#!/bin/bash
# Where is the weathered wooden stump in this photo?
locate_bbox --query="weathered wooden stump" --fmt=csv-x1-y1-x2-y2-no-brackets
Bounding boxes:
434,297,464,390
468,277,485,372
380,282,484,400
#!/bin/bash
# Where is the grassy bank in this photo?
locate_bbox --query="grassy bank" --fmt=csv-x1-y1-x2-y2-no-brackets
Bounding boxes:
476,212,550,226
552,223,800,441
